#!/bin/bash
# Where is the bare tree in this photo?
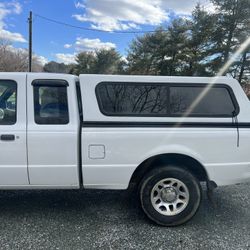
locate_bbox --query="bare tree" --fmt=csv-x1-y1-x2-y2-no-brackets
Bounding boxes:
0,39,43,72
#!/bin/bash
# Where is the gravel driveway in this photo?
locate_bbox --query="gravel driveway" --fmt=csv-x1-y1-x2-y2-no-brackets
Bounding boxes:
0,183,249,250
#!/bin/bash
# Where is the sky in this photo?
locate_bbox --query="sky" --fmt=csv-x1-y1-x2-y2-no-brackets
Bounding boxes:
0,0,216,65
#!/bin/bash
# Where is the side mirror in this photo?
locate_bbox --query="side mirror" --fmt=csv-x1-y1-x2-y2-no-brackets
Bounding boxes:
0,108,5,120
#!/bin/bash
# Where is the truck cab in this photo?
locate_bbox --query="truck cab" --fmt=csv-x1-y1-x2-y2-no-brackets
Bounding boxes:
0,73,80,188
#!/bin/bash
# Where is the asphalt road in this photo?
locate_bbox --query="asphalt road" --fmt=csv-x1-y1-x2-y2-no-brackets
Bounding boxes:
0,183,249,250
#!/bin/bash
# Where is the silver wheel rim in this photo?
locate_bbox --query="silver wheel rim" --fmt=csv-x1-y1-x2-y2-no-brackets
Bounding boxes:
150,178,190,216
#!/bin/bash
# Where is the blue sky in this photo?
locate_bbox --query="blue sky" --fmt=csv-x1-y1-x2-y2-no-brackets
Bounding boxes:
0,0,215,65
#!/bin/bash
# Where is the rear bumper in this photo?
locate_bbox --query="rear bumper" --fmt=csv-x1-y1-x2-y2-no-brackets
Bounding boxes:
205,162,250,186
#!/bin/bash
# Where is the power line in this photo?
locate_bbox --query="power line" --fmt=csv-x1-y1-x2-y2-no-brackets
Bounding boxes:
34,13,161,34
34,7,217,35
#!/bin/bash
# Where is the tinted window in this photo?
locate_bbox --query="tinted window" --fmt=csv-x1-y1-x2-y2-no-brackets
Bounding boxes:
0,80,17,125
96,83,168,115
33,81,69,124
170,86,235,116
96,82,237,117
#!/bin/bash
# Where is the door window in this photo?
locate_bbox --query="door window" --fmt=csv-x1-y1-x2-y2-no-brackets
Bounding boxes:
33,80,69,124
0,80,17,125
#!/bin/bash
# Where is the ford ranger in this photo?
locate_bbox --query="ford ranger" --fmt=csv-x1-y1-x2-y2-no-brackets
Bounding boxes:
0,73,249,226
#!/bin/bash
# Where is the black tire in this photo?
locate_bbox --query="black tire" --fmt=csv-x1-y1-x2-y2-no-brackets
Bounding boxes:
139,165,201,226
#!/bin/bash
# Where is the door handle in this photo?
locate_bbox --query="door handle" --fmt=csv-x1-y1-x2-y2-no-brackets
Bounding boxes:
0,134,15,141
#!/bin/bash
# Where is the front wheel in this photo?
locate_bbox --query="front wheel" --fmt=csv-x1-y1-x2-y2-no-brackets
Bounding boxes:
139,166,201,226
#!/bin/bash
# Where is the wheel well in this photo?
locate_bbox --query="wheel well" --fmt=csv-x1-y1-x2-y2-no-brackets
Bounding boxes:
129,153,208,187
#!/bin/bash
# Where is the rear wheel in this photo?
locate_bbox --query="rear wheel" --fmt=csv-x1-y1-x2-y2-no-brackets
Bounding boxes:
139,166,201,226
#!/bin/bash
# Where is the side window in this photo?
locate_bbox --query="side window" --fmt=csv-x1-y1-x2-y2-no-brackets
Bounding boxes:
33,80,69,124
96,83,169,115
0,80,17,125
170,86,236,116
96,82,237,117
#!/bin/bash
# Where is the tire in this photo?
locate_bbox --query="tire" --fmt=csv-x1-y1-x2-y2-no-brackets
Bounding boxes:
139,165,201,226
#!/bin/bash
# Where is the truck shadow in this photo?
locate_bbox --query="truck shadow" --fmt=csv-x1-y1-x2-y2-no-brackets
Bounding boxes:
0,184,247,228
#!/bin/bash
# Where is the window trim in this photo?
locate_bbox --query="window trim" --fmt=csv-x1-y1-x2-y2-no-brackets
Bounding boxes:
0,79,17,125
95,82,240,118
32,79,69,87
32,79,70,125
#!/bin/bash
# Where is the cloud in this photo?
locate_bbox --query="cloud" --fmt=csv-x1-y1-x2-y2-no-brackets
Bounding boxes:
0,1,26,43
35,55,48,66
73,0,216,31
0,2,22,28
121,56,128,64
161,0,216,15
0,29,27,43
75,37,116,51
73,0,169,31
10,2,22,15
64,44,72,49
57,37,115,64
55,53,77,64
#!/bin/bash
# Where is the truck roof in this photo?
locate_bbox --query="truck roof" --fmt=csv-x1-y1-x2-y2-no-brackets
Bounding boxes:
79,74,237,86
0,72,230,79
0,72,76,78
0,72,236,85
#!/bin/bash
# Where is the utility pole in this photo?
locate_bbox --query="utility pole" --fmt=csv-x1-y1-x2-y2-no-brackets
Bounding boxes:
28,11,32,72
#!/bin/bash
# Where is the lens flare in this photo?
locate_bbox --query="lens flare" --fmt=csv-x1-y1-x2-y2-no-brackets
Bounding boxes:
180,36,250,122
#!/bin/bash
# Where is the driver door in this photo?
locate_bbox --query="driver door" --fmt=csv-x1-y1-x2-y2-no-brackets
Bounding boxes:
0,74,28,185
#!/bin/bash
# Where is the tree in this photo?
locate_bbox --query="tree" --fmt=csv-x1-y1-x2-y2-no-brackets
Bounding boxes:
93,49,125,74
71,51,96,75
127,20,190,76
160,19,189,76
43,61,73,73
127,29,168,75
126,0,250,82
238,51,250,84
209,0,250,75
0,39,43,72
183,4,216,76
71,49,125,75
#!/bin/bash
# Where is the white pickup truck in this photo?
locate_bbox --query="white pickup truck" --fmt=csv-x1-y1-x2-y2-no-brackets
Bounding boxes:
0,72,249,226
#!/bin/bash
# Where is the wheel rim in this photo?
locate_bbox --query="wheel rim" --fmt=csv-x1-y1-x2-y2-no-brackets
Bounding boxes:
150,178,190,216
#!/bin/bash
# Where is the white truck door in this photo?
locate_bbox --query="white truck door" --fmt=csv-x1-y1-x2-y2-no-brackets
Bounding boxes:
0,74,28,185
26,74,80,187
